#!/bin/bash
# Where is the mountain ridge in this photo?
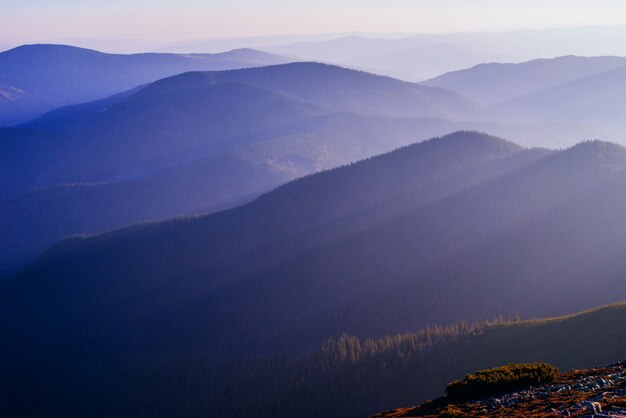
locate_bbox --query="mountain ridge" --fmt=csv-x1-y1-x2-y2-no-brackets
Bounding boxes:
491,63,626,128
0,43,293,125
4,131,626,417
0,63,488,273
423,55,626,105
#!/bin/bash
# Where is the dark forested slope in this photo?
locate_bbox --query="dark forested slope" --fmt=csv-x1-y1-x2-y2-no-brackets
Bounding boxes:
1,63,482,272
4,132,626,416
4,131,626,364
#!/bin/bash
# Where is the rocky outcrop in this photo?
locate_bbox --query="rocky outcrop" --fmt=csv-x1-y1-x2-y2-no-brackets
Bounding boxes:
373,362,626,417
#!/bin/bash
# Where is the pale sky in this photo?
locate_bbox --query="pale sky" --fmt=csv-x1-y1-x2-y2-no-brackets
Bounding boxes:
3,0,626,51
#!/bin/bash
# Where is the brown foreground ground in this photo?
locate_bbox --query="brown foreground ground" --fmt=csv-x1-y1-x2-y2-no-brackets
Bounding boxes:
373,362,626,417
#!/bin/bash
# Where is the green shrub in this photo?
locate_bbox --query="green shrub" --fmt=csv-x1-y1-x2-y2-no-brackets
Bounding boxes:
445,363,559,399
439,405,464,417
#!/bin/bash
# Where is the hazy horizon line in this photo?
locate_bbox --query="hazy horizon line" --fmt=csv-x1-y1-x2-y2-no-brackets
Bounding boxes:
4,22,626,55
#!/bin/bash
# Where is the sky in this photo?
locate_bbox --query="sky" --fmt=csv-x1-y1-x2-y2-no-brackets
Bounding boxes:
3,0,626,52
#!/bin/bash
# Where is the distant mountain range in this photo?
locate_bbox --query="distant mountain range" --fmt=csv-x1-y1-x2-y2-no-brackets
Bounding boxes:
423,55,626,105
4,35,626,418
7,50,626,274
425,55,626,140
246,26,626,81
492,63,626,127
3,131,626,417
6,61,477,195
0,60,485,273
260,35,516,81
0,44,291,125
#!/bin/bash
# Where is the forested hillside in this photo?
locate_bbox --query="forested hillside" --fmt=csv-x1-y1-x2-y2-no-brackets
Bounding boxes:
4,131,626,416
6,3,626,418
4,299,625,417
1,62,482,273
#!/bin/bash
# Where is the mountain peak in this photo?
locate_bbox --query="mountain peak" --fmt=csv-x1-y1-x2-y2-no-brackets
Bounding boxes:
560,139,626,168
1,43,101,56
426,130,524,155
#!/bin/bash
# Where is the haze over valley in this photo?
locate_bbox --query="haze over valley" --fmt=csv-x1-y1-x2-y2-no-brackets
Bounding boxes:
2,1,626,417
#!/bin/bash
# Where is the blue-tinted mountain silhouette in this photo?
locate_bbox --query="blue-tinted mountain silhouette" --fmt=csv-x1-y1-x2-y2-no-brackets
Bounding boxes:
0,44,291,125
